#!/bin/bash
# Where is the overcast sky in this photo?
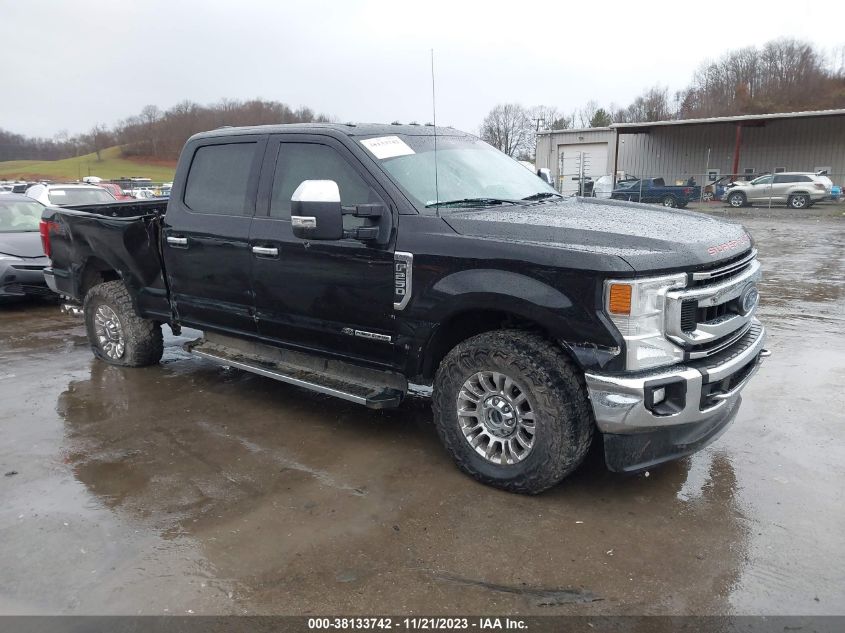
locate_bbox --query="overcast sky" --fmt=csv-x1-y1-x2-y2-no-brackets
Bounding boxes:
1,0,843,138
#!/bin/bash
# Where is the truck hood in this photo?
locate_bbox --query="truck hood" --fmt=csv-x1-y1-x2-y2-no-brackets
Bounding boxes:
443,198,751,273
0,232,47,259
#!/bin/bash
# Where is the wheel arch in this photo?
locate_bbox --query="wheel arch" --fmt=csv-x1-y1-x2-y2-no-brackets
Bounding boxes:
413,268,619,381
78,256,121,298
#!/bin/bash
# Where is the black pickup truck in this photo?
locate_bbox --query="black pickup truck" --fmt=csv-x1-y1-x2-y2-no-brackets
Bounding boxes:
42,124,768,494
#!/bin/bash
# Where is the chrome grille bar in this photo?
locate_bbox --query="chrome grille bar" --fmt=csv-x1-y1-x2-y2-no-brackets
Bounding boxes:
691,249,757,282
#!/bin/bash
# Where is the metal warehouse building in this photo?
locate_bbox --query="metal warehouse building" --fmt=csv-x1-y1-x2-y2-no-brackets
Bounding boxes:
535,109,845,195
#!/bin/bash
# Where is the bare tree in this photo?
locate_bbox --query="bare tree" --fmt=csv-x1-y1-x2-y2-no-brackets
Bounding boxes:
577,100,600,128
479,103,532,158
140,105,162,155
614,86,676,123
85,124,112,162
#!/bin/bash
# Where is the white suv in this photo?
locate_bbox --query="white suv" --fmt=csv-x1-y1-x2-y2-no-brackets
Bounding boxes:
723,172,831,209
25,183,116,207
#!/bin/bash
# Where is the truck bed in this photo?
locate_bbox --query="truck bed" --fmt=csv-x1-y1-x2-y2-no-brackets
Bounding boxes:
64,198,168,218
42,199,171,320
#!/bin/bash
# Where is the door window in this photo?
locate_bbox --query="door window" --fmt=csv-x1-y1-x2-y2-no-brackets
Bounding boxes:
270,143,382,219
184,142,257,215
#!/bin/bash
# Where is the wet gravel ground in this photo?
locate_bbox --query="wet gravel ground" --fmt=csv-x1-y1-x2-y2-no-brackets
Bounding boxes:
0,211,843,616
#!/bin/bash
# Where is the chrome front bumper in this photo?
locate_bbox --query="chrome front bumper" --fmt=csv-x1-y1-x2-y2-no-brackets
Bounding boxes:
585,321,768,471
585,319,767,453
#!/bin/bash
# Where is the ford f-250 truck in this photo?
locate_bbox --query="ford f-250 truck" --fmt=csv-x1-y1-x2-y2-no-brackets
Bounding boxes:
41,124,768,494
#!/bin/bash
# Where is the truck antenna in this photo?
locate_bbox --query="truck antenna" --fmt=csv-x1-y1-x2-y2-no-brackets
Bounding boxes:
431,48,440,218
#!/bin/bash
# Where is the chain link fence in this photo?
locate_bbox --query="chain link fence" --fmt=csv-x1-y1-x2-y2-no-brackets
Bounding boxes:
553,164,843,212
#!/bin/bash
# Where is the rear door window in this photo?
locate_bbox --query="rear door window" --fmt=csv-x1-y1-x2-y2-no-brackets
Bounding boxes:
184,142,257,215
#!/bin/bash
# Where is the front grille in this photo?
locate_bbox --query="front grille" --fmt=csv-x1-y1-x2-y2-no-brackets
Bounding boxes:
3,283,53,296
689,249,756,287
666,252,761,360
688,322,752,358
11,264,46,271
682,300,736,332
681,301,697,331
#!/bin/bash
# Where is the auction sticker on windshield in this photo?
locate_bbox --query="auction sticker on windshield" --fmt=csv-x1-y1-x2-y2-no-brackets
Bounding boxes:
360,136,415,160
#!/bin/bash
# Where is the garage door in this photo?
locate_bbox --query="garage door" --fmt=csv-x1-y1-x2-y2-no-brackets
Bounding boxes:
558,143,608,195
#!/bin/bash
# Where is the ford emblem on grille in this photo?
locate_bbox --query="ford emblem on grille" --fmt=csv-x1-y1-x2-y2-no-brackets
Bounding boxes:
740,283,760,315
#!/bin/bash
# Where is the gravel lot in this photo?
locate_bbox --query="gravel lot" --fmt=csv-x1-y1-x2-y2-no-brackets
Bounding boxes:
1,210,843,616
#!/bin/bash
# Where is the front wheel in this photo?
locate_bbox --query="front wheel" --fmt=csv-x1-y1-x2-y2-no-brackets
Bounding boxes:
432,330,594,494
728,192,747,208
788,194,809,209
83,281,163,367
702,192,714,202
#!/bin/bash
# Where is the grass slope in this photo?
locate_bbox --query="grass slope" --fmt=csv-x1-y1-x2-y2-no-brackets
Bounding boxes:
0,146,176,182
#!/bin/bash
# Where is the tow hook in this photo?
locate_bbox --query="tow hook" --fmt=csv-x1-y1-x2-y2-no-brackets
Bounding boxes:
61,303,83,317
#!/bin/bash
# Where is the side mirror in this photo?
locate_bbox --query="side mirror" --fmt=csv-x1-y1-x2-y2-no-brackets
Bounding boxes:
291,180,344,240
537,168,554,186
290,180,392,244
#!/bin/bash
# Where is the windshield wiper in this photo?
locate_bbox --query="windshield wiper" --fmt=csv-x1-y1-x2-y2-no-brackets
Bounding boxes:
425,197,521,208
522,192,563,201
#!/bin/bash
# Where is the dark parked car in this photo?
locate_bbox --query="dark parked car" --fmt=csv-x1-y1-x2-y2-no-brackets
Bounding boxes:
611,177,701,208
42,124,767,494
0,195,53,300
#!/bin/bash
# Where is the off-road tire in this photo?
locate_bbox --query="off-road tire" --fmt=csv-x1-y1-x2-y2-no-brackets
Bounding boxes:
83,280,163,367
788,194,809,209
728,191,747,208
432,330,594,494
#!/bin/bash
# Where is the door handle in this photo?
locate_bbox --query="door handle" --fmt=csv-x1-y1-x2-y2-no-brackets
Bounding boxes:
251,246,279,257
166,236,188,247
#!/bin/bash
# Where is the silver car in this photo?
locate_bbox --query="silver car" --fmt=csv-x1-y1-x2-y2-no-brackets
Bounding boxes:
723,172,831,209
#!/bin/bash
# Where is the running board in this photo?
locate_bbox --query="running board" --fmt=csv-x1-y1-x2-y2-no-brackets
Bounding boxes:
184,337,404,409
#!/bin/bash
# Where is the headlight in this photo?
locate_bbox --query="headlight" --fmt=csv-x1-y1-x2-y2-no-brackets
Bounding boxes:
604,273,686,370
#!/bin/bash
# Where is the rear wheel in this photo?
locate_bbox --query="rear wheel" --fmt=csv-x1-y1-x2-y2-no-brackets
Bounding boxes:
662,195,677,208
432,330,594,494
83,281,163,367
728,191,747,208
788,194,809,209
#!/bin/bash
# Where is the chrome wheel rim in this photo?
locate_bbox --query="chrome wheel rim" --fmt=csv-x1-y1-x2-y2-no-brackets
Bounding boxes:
94,305,125,359
730,195,743,207
456,371,536,465
792,196,806,208
663,197,675,207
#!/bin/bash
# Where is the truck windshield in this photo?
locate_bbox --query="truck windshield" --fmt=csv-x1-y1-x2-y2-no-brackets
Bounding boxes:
0,200,43,232
361,134,558,211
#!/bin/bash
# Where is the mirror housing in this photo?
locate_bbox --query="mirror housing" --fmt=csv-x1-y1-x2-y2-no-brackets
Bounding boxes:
290,179,393,245
291,180,343,240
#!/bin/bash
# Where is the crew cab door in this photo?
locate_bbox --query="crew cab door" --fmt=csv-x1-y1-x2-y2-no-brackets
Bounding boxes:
162,135,266,333
249,134,397,366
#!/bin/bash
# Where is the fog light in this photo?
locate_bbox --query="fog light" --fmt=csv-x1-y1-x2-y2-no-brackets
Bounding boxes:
644,380,687,416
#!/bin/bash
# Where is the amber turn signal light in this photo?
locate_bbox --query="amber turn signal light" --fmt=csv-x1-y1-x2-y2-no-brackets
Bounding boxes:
608,283,632,315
